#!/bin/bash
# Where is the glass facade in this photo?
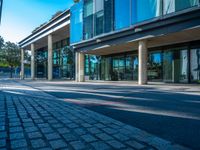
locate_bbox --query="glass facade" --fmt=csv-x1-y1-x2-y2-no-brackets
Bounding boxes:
84,44,200,84
70,0,199,43
53,39,74,79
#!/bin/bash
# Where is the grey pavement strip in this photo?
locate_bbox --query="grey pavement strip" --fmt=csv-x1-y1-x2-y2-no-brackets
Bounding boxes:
0,80,191,150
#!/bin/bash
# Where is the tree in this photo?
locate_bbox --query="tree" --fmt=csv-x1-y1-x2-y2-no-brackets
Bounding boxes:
0,36,4,49
2,41,21,78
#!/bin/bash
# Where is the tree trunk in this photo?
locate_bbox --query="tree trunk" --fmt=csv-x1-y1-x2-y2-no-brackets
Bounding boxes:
10,66,13,78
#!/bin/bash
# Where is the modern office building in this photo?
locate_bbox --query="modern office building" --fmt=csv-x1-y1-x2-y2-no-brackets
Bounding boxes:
19,0,200,84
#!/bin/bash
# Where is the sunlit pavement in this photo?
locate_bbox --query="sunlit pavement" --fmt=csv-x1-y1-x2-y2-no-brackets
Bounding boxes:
0,79,197,150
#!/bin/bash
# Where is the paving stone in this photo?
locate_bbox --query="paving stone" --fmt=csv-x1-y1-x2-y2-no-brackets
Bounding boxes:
9,122,21,127
25,126,38,133
126,140,146,149
31,139,47,148
57,127,70,134
49,139,67,149
91,141,110,150
38,148,53,150
87,127,102,134
96,133,113,141
38,123,50,128
102,128,118,134
45,132,61,140
23,122,35,127
10,132,24,140
94,123,106,128
40,127,54,134
10,126,23,133
113,133,130,142
70,141,86,150
107,140,126,149
51,123,63,128
0,126,5,131
66,123,79,129
74,128,87,135
81,134,97,143
28,132,43,139
63,133,78,142
0,139,6,147
0,132,7,138
11,139,27,149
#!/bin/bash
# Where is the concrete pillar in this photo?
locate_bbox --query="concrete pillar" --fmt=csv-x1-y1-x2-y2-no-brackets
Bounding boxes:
21,49,24,79
138,40,148,85
75,52,85,82
75,52,79,82
31,44,35,80
48,34,53,81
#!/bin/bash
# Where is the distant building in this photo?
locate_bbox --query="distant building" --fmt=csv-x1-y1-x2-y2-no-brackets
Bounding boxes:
19,0,200,84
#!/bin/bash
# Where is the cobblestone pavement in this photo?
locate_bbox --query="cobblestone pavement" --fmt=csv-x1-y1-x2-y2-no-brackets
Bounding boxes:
0,80,190,150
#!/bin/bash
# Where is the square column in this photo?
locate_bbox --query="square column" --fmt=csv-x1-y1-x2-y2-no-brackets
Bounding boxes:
20,49,24,80
31,44,35,80
138,40,148,85
48,34,53,81
75,52,85,82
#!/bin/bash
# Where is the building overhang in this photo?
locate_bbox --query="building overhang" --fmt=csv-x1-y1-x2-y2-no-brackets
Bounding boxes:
19,9,70,50
72,7,200,55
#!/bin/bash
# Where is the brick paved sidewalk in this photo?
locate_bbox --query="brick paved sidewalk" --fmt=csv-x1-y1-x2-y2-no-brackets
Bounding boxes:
0,80,190,150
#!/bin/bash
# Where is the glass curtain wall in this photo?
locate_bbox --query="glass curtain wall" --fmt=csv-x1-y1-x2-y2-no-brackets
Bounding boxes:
70,0,83,44
35,48,48,78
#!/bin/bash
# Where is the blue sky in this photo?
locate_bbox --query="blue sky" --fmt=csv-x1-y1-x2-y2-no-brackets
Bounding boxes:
0,0,74,43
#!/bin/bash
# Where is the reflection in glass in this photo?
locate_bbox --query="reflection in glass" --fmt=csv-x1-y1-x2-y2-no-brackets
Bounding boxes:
135,0,161,23
163,50,173,82
163,0,198,14
148,51,162,81
115,0,131,30
190,49,200,83
36,49,48,78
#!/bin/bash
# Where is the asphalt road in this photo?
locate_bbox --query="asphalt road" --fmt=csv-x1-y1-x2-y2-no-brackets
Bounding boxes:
21,81,200,150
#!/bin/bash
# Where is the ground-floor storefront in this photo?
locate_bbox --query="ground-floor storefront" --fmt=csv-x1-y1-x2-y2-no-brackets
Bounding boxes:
84,41,200,84
35,38,75,80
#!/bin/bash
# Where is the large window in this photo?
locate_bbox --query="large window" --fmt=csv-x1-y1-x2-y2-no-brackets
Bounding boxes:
135,0,161,23
94,0,104,36
163,0,198,14
104,0,114,33
115,0,131,30
83,0,94,40
70,1,83,44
